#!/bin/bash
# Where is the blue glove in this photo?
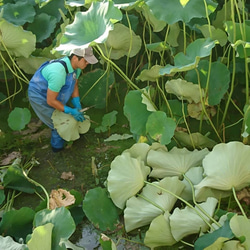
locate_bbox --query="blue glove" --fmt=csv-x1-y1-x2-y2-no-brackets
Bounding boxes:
71,96,82,110
64,106,85,122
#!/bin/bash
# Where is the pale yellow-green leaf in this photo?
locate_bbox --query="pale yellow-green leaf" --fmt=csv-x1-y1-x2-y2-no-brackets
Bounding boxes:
144,212,177,248
124,177,185,232
27,223,54,250
107,152,150,209
137,65,164,82
195,142,250,196
165,78,204,103
230,214,250,249
148,146,209,178
170,197,218,241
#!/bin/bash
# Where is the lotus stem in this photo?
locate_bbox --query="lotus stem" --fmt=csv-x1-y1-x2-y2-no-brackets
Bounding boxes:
183,174,221,228
180,240,194,248
232,187,247,220
22,171,50,209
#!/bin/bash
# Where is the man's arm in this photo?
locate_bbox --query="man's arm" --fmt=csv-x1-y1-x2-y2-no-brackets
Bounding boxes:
47,89,64,111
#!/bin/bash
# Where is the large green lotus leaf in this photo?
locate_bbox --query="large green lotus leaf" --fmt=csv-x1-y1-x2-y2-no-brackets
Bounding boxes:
165,99,188,124
124,177,185,232
165,78,203,104
26,13,57,43
225,21,250,58
0,207,35,240
144,212,177,248
35,0,67,23
16,56,48,74
0,236,28,250
185,60,230,105
160,38,216,75
56,1,122,52
1,1,36,26
124,89,152,136
27,223,54,250
107,152,150,209
137,65,164,82
7,107,31,131
0,18,36,58
148,146,209,178
146,111,176,145
3,165,37,193
34,207,75,250
174,131,217,149
82,187,119,231
78,69,114,109
230,214,250,249
195,142,250,196
145,0,217,24
197,24,228,46
52,110,90,141
170,197,218,241
98,23,141,59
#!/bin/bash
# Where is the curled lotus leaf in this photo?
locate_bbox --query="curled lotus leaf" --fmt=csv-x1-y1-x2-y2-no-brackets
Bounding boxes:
170,197,218,241
195,141,250,199
99,23,142,60
49,189,75,209
165,78,203,104
107,152,150,209
52,110,90,141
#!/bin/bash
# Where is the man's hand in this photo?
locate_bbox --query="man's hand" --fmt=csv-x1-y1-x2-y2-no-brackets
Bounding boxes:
64,106,85,122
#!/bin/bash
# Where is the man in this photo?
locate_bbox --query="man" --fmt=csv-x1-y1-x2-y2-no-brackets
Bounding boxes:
28,47,98,152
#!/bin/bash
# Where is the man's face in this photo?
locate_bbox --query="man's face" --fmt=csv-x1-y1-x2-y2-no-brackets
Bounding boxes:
77,57,89,69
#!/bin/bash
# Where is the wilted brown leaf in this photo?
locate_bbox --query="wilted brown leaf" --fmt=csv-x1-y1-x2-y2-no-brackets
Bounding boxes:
237,188,250,205
0,151,21,165
60,171,75,180
49,188,75,209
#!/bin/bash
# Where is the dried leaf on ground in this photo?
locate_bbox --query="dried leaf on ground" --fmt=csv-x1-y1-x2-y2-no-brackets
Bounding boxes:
0,151,21,165
60,171,75,180
237,188,250,205
49,188,75,209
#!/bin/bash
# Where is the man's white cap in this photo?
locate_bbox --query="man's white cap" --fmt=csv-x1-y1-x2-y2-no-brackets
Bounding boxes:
71,47,98,64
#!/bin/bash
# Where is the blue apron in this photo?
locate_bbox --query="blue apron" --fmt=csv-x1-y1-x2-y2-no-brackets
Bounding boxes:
28,59,77,149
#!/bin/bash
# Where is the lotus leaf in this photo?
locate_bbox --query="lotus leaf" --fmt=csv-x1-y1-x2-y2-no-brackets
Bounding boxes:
187,102,216,120
49,189,75,209
145,0,217,24
146,111,176,145
104,133,133,142
160,38,216,75
1,1,36,26
141,88,156,111
27,223,54,250
107,152,150,209
99,23,141,59
148,146,209,178
230,214,250,249
137,65,164,82
144,212,177,248
195,142,250,199
52,110,90,142
165,78,203,104
124,177,185,232
174,131,217,149
0,235,28,250
56,1,122,52
170,197,218,241
0,18,36,58
181,166,204,201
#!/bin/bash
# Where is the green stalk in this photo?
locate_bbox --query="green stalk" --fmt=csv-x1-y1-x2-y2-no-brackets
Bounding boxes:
144,181,214,230
125,11,133,77
22,171,50,209
183,174,221,228
137,194,165,212
232,187,247,220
